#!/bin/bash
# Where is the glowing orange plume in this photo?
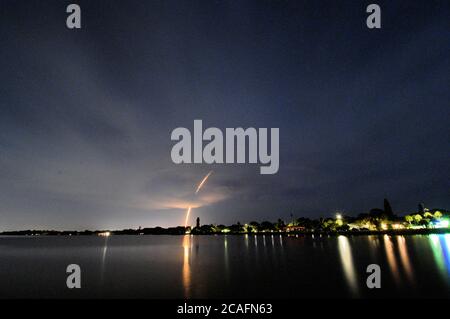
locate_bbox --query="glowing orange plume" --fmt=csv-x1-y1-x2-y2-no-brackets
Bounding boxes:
195,171,213,194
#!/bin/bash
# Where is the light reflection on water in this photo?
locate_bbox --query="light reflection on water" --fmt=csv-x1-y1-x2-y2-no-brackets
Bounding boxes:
442,234,450,273
100,236,109,284
335,234,450,296
337,235,359,296
180,234,450,298
182,235,191,298
1,234,450,298
383,235,401,284
429,234,450,278
397,236,414,283
224,235,230,283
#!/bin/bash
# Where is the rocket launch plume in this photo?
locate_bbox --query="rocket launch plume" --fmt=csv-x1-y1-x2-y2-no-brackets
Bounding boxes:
195,171,213,194
184,171,213,228
184,207,192,228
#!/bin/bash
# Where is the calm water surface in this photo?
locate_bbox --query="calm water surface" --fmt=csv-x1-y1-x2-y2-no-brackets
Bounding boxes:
0,234,449,298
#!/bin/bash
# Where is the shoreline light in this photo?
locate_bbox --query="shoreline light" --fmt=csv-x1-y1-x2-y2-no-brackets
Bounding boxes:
98,231,111,237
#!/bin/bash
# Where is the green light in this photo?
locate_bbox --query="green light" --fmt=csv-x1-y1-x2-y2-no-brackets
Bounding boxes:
429,235,446,279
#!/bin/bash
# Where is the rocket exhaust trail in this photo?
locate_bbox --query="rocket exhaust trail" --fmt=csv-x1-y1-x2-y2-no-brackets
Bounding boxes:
184,207,192,228
195,171,213,194
184,171,213,228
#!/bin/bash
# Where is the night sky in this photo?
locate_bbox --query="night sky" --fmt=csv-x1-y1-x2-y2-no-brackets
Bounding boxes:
0,0,449,231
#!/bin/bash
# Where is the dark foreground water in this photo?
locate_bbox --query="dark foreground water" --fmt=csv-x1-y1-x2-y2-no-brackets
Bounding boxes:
0,234,449,298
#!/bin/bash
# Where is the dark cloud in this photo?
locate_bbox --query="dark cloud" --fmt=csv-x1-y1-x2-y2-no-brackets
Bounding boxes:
0,0,449,230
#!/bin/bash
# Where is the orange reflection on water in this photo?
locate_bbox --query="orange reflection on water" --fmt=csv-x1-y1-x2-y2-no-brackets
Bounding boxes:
397,236,414,283
338,236,359,296
182,235,191,298
383,235,400,284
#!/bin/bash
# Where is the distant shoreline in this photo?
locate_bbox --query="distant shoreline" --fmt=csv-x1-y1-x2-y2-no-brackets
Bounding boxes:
1,228,449,237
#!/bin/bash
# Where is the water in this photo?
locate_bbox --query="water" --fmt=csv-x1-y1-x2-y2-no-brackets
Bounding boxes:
0,234,449,298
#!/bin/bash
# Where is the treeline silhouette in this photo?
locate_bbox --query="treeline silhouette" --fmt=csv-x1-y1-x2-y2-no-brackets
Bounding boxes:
1,199,448,236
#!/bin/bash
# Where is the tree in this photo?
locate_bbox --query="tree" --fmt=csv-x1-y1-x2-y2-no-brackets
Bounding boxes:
249,221,260,232
405,215,413,225
229,223,244,233
276,218,285,231
418,203,425,214
196,217,200,228
434,211,443,220
424,212,433,219
321,218,336,231
369,208,384,218
297,217,313,229
421,218,430,228
260,221,274,232
414,214,422,224
384,198,394,218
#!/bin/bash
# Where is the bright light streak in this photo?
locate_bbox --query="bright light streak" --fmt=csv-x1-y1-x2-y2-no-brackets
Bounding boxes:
184,171,213,228
182,235,191,298
435,220,449,228
383,235,400,284
184,171,213,227
184,207,192,228
397,236,414,282
338,235,359,296
195,171,213,194
98,231,110,237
